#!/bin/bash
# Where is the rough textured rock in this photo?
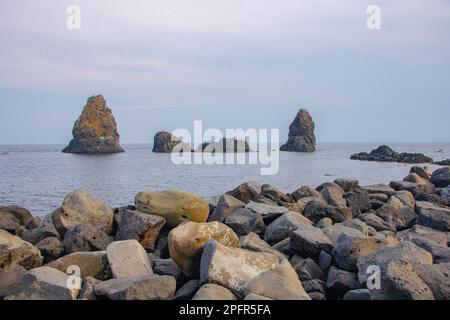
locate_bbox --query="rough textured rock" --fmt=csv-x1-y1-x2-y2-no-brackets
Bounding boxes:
0,229,42,271
94,275,176,300
226,181,262,203
415,263,450,300
357,212,396,232
152,131,191,153
199,240,279,298
334,178,359,193
224,208,265,236
240,232,286,259
290,224,333,259
375,202,417,231
434,159,450,166
115,209,165,251
63,95,124,154
261,184,292,203
35,237,64,263
332,233,396,271
208,194,245,222
0,265,26,298
263,211,312,244
411,237,450,264
245,201,290,223
320,183,346,207
360,183,395,195
303,200,352,223
135,190,209,227
48,251,110,280
201,138,251,153
322,223,366,245
52,190,114,236
291,256,325,281
153,258,183,280
106,240,153,279
351,145,432,164
78,276,101,300
192,283,237,300
431,167,450,188
246,259,311,300
343,289,372,300
397,225,448,247
345,190,371,217
5,266,78,300
22,213,60,244
291,186,321,201
415,201,450,231
174,279,200,300
280,108,316,152
390,180,435,196
62,224,113,254
410,166,431,180
168,221,240,277
326,266,361,299
0,205,39,236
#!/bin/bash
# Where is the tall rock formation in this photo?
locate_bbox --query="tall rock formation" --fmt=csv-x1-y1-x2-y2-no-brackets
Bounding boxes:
280,108,316,152
62,95,124,154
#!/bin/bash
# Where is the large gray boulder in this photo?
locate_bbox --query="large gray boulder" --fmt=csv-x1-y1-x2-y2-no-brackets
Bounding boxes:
62,224,113,254
431,167,450,188
263,211,312,244
224,208,265,236
415,201,450,231
290,224,333,259
106,240,153,279
208,194,245,222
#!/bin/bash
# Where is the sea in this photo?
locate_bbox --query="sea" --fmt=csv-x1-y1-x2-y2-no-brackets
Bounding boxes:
0,143,449,218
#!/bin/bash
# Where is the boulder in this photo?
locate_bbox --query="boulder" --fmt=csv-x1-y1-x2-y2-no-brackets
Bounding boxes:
94,275,176,300
397,225,448,247
153,258,183,280
134,190,209,227
390,180,435,196
360,184,395,195
322,223,365,245
245,201,290,224
289,224,333,259
316,217,333,229
208,195,244,222
332,233,397,271
415,263,450,300
280,108,316,152
5,266,78,300
201,137,250,153
302,279,326,294
291,256,325,281
192,283,237,300
52,190,114,236
326,266,361,299
393,190,415,208
115,209,165,251
240,232,286,259
343,289,372,300
226,181,262,203
0,229,42,271
375,203,417,231
319,250,332,270
410,237,450,264
431,167,450,188
168,221,239,277
62,224,113,254
334,178,359,193
0,205,39,236
199,240,279,298
303,200,352,224
22,213,60,244
261,184,292,203
35,237,64,263
246,259,311,300
415,201,450,231
106,240,153,279
410,166,432,180
224,208,265,236
48,251,110,280
174,279,200,300
291,186,322,202
263,211,312,244
320,183,346,207
0,265,26,298
152,131,191,153
344,190,371,217
356,212,396,232
62,95,124,154
78,276,101,300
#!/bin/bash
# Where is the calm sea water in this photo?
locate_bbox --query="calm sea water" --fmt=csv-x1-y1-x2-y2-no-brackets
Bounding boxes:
0,143,449,218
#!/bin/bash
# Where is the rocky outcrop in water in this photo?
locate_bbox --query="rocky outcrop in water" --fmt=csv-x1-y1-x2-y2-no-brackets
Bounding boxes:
199,138,251,153
351,145,433,164
152,131,192,153
280,108,316,152
62,95,124,154
1,164,450,300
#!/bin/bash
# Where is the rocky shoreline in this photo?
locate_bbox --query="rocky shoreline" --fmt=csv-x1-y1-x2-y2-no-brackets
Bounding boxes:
1,166,449,300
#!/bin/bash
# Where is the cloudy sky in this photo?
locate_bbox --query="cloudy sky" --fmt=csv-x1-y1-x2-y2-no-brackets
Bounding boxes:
0,0,449,144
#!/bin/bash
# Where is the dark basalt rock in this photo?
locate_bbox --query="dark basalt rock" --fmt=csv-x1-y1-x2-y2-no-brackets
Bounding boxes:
434,159,450,166
63,95,124,154
199,138,251,153
351,145,432,164
152,131,191,153
280,108,316,152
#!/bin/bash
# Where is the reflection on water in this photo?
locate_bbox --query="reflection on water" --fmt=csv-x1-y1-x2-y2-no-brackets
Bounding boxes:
0,143,449,217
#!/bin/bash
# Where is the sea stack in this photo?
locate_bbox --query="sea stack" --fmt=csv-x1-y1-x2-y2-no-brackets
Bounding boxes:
280,108,316,152
153,131,192,153
62,95,124,154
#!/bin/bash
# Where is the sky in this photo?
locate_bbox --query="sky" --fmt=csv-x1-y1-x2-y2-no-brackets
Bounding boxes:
0,0,449,145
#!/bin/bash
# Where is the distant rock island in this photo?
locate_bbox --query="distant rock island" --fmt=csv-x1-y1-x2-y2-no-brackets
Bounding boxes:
63,95,124,154
280,108,316,152
152,132,250,153
351,145,433,164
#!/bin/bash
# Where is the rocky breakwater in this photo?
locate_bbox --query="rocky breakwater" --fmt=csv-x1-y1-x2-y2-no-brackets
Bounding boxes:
1,166,450,300
351,145,433,164
63,95,124,154
280,108,316,152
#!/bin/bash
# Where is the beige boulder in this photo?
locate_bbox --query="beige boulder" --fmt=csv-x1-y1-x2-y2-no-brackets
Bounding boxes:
52,190,114,236
168,221,240,277
0,229,42,271
48,251,110,280
106,240,153,279
192,283,237,300
135,190,209,227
